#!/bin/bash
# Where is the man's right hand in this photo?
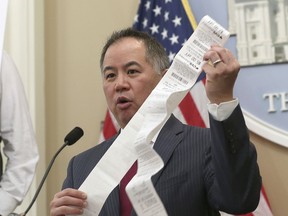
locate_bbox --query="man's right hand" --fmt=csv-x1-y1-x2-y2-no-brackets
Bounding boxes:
50,188,87,216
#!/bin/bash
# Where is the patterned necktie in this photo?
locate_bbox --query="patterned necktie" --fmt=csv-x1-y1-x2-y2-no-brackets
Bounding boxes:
119,161,137,216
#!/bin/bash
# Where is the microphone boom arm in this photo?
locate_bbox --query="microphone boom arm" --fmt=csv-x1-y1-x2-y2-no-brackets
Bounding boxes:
23,141,68,216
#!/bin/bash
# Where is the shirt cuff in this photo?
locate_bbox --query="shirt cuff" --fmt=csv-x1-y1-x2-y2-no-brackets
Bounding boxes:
0,189,19,216
208,98,239,121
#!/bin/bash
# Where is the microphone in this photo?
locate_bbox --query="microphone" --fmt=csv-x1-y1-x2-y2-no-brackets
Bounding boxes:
64,126,84,146
9,127,84,216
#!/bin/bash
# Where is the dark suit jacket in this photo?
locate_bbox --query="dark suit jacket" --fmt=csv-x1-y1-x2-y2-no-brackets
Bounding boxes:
63,105,261,215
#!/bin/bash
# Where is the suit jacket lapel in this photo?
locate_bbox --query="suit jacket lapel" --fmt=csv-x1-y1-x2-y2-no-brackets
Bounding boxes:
152,115,184,186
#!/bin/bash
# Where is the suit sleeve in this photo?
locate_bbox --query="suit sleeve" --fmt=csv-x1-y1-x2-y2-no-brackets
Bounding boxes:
205,104,262,214
62,156,76,189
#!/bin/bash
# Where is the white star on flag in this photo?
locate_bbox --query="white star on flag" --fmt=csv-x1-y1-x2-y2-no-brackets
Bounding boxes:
169,33,179,45
153,5,162,17
161,28,168,39
164,11,169,21
172,15,182,27
150,23,159,34
145,1,151,11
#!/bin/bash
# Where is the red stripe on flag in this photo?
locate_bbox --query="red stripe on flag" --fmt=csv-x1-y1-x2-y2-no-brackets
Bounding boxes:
237,213,254,216
178,93,206,128
261,185,271,209
102,110,117,140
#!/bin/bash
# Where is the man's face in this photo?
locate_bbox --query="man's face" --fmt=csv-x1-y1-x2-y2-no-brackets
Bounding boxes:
102,37,163,128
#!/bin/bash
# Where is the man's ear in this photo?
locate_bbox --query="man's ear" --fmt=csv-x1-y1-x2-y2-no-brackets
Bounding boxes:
161,69,168,77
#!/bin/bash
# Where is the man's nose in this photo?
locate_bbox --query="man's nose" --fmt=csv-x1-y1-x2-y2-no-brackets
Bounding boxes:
115,74,129,91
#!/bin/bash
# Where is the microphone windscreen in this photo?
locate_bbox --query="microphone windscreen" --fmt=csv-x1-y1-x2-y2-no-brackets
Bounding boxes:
64,127,84,145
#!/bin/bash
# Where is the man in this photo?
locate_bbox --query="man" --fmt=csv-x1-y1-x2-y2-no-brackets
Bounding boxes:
50,28,261,215
0,51,39,216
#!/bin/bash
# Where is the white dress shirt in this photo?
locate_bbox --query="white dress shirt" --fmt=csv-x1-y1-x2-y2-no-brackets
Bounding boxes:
0,51,39,216
208,99,239,121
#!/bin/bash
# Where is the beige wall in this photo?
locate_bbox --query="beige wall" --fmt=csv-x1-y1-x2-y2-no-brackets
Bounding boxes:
44,1,288,216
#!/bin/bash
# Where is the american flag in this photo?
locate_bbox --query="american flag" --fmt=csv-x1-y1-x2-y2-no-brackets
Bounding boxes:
99,0,273,215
